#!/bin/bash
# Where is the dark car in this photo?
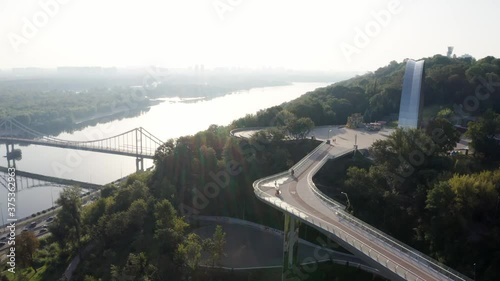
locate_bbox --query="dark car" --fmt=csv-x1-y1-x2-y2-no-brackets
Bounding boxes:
38,228,48,235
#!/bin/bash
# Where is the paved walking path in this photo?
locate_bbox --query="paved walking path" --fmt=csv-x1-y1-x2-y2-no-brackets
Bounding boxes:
251,126,472,281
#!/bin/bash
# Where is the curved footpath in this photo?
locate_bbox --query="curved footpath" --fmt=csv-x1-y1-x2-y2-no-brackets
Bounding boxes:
248,126,472,281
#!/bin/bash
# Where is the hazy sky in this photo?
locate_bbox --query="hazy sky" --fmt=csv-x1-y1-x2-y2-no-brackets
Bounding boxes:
1,0,499,72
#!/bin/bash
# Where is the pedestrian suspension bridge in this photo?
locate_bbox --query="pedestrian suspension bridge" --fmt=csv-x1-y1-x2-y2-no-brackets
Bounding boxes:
0,118,163,171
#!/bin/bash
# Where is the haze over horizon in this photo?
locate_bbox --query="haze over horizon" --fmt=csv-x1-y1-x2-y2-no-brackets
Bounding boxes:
1,0,499,72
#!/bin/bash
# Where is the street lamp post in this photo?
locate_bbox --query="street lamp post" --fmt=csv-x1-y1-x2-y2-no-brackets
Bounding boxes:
341,192,351,212
327,129,332,144
473,263,476,281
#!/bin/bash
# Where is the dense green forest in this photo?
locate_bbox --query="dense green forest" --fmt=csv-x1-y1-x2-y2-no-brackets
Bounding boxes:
2,54,500,280
314,123,500,280
222,54,500,280
233,55,500,128
0,75,288,136
290,55,500,280
0,88,151,133
0,127,333,281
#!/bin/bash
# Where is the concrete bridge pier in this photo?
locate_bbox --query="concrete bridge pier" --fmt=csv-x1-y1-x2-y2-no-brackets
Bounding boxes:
282,214,301,281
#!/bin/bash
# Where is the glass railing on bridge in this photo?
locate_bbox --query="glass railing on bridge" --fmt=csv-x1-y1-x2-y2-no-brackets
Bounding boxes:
252,142,473,281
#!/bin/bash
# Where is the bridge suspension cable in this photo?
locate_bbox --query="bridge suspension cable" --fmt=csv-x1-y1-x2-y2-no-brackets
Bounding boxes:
0,118,164,158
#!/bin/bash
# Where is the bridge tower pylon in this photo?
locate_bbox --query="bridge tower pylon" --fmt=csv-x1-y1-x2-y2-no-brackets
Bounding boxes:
282,214,301,281
4,143,19,217
136,127,144,172
5,143,17,169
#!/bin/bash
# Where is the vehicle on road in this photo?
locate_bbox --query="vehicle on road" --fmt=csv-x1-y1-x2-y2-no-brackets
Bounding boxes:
46,217,54,223
39,228,48,235
0,241,6,247
0,236,7,242
29,221,38,229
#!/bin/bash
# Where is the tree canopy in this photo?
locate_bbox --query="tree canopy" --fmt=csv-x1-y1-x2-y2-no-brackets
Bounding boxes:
466,109,500,159
232,55,500,129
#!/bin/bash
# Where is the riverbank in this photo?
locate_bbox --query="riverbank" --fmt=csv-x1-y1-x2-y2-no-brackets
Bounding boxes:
0,82,332,228
73,99,162,125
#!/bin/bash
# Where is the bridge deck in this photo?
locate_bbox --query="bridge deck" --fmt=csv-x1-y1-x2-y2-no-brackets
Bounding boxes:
253,128,471,281
0,166,101,190
0,137,156,159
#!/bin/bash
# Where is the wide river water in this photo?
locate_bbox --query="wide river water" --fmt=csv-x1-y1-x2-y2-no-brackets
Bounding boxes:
0,82,331,223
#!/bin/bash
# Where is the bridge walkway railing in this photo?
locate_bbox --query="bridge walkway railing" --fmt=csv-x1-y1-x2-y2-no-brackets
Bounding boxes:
0,137,157,157
253,142,472,281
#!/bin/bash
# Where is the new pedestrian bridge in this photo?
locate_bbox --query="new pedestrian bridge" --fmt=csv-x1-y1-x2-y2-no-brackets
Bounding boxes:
245,58,471,281
249,127,472,281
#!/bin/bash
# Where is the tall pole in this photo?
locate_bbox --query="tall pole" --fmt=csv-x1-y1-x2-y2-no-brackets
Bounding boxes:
473,263,476,281
135,128,144,172
341,192,351,212
5,143,16,169
135,129,139,159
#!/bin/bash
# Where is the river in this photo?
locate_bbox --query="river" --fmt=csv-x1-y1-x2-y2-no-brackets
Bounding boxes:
0,82,331,223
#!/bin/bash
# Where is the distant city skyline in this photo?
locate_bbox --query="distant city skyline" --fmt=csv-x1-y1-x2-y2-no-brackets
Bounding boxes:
1,0,499,72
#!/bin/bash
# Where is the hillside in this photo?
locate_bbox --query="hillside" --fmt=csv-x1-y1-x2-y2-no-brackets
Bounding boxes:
3,54,500,281
233,54,500,128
